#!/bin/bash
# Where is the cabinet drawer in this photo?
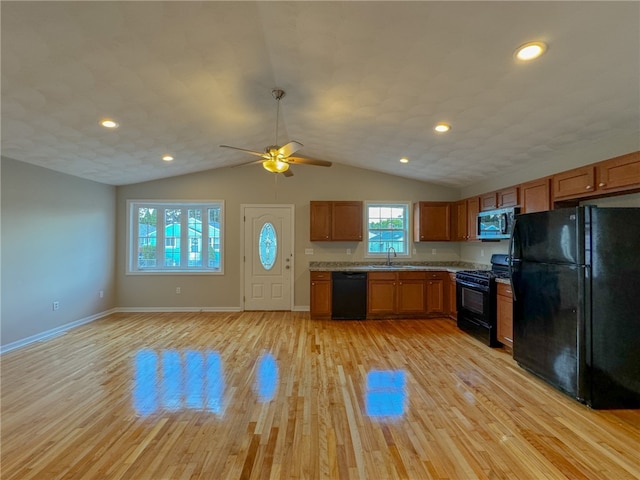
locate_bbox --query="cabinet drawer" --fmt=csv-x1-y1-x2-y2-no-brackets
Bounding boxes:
368,271,396,281
398,271,426,280
310,271,331,281
497,282,513,297
426,271,446,280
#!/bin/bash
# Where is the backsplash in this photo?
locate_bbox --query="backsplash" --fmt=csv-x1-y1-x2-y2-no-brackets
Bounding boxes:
460,240,509,265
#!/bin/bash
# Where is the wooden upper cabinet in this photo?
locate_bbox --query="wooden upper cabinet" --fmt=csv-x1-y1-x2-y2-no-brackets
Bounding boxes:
596,151,640,194
521,177,551,213
553,152,640,202
466,197,480,241
414,202,451,242
332,201,363,241
481,187,519,211
553,166,596,200
453,200,468,241
310,201,362,241
497,186,520,208
310,201,332,240
480,193,497,211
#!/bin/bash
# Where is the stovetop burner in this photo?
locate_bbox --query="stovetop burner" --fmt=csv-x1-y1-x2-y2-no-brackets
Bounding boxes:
456,254,511,283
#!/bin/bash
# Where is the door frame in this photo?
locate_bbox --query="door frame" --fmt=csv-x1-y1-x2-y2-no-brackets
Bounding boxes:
240,204,295,311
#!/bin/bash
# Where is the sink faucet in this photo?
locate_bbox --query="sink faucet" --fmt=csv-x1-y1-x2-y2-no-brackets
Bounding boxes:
386,246,397,266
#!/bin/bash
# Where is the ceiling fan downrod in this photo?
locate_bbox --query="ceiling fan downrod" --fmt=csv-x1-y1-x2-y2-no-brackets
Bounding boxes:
272,89,285,148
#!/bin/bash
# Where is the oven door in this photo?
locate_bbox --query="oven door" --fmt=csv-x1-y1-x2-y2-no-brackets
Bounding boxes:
456,279,498,347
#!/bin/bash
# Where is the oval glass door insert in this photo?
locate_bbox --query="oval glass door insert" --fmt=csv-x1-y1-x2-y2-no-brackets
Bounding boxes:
259,222,277,270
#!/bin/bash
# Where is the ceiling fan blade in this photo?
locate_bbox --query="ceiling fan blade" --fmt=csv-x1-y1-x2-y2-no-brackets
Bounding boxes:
220,145,266,157
278,141,304,158
282,169,294,178
287,156,332,167
230,159,265,168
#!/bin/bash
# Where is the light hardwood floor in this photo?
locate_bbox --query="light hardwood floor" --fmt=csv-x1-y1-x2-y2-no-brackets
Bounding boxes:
1,312,639,479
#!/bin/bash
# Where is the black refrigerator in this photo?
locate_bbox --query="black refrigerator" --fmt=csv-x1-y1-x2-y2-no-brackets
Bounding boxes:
510,206,640,409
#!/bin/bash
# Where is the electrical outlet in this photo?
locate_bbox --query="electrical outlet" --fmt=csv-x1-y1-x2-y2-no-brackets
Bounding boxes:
346,248,351,255
176,287,181,294
481,249,485,257
52,301,60,311
413,248,417,254
305,248,314,255
431,248,437,255
99,290,104,298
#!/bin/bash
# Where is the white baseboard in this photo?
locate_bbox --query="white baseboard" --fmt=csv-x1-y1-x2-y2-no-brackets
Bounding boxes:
0,308,118,355
116,307,242,313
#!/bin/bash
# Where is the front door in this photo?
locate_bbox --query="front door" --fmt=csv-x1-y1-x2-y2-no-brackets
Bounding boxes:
242,205,294,310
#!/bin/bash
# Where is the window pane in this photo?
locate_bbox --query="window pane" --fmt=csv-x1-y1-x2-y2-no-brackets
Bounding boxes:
188,209,202,267
258,222,277,270
129,201,223,273
138,207,157,268
165,209,181,267
367,204,408,255
208,208,220,268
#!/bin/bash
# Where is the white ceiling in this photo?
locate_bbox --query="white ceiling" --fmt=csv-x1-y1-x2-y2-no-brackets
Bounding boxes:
2,2,639,187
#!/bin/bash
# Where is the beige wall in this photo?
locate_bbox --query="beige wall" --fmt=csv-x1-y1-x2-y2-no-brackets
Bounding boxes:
1,157,116,347
116,162,459,310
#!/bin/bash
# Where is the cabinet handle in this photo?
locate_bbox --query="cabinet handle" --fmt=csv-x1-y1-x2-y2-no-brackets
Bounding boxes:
586,185,592,190
598,182,605,187
311,282,315,286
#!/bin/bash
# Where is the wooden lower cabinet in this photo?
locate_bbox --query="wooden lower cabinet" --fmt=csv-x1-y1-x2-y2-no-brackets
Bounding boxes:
496,282,514,349
397,272,427,314
448,272,457,319
367,272,397,316
310,271,332,319
367,271,448,318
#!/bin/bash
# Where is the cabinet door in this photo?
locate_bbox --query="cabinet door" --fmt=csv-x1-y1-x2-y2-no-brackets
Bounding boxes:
426,272,446,314
332,201,363,241
596,151,640,193
466,197,480,241
310,202,331,241
480,193,497,211
496,283,513,348
448,272,457,319
367,280,396,315
397,272,426,314
453,200,468,241
497,186,519,208
414,202,451,241
553,166,596,200
521,177,551,213
310,272,332,319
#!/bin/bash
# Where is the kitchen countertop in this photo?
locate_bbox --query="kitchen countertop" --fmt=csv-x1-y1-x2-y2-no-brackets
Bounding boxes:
309,261,488,273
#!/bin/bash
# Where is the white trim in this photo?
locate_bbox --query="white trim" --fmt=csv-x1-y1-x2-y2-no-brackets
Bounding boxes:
116,307,242,313
0,308,117,355
240,204,295,311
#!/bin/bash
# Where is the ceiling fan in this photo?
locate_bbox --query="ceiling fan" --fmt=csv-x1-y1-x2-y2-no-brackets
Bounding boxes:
220,89,332,177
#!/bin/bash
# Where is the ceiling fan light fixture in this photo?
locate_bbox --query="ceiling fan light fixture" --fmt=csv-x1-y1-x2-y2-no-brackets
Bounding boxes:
263,158,289,173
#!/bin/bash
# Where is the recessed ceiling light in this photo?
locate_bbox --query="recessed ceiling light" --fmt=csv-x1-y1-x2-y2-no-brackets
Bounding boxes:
515,41,547,61
400,157,409,164
434,123,451,133
100,119,119,129
162,155,174,162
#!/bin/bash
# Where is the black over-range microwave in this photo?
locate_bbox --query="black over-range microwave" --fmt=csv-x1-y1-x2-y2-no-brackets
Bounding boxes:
477,206,520,240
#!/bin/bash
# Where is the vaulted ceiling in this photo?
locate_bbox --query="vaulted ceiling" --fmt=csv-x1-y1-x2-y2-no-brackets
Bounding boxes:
2,2,638,187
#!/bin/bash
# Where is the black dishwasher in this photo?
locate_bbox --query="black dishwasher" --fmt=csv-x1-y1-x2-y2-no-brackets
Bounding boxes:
331,272,367,320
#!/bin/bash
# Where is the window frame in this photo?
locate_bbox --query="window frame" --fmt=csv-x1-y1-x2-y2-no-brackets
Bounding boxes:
127,200,224,275
364,201,412,259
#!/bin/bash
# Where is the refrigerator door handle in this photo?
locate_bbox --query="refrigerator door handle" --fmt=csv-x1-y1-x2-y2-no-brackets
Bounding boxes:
508,217,519,301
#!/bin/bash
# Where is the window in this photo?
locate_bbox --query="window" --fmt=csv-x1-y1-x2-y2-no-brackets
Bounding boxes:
366,202,410,257
128,200,223,274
